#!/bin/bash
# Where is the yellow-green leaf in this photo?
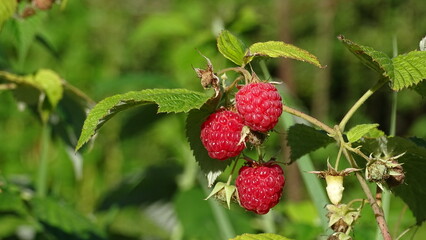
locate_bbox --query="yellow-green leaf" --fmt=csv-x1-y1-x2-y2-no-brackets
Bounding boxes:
346,123,380,143
217,30,246,66
245,41,323,68
231,233,292,240
0,0,17,30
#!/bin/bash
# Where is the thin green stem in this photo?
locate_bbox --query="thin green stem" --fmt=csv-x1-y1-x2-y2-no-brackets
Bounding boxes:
339,80,387,131
36,124,50,198
335,143,343,171
226,158,239,185
282,104,335,135
259,60,271,80
199,175,235,239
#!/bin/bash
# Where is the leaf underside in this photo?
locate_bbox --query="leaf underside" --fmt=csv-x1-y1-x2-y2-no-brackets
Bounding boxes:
76,88,213,151
287,124,334,163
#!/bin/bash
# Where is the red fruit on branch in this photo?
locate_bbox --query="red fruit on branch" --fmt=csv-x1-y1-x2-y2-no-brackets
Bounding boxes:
236,162,285,214
200,109,246,160
236,82,283,132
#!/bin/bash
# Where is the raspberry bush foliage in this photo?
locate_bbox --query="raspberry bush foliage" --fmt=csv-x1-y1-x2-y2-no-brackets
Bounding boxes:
2,2,426,240
73,30,426,239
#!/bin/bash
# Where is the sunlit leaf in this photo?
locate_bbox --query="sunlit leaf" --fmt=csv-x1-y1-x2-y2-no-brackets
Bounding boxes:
346,123,380,143
287,124,334,163
0,69,64,123
230,233,292,240
217,30,246,66
76,89,213,151
33,69,63,109
0,0,17,30
245,41,323,68
391,51,426,91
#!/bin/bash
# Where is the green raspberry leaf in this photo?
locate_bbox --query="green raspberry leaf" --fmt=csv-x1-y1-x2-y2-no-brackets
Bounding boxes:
0,0,17,30
391,51,426,91
346,123,380,143
360,137,426,224
217,30,247,66
32,197,106,240
287,124,334,163
338,35,394,80
33,69,64,109
76,88,213,151
230,233,292,240
0,69,64,123
339,35,426,91
245,41,323,68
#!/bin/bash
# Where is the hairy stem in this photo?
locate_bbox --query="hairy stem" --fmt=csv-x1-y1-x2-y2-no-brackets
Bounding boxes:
282,104,335,135
339,79,387,131
342,149,392,240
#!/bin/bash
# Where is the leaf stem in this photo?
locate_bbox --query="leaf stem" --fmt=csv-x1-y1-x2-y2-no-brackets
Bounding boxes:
226,158,239,185
339,79,387,131
282,104,335,135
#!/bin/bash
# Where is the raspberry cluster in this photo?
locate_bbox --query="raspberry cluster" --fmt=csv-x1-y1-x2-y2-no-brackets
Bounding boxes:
200,82,282,160
236,162,285,214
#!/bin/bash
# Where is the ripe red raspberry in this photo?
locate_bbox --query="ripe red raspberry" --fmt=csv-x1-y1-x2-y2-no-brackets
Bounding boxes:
200,109,245,160
236,162,285,214
236,82,283,132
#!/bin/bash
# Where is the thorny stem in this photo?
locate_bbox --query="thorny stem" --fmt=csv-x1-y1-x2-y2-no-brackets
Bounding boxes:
282,104,335,135
342,148,392,240
339,79,387,131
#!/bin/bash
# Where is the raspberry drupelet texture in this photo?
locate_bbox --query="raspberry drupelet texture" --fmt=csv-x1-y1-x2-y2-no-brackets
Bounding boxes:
236,163,285,214
200,110,246,160
236,82,283,132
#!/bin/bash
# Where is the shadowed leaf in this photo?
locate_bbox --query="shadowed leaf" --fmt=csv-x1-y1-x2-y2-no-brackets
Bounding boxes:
287,124,334,163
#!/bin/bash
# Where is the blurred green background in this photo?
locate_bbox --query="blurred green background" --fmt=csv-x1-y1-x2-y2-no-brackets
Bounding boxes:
1,0,426,239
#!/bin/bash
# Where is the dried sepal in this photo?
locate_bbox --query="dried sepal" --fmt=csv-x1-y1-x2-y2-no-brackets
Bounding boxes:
194,54,220,97
365,152,405,189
